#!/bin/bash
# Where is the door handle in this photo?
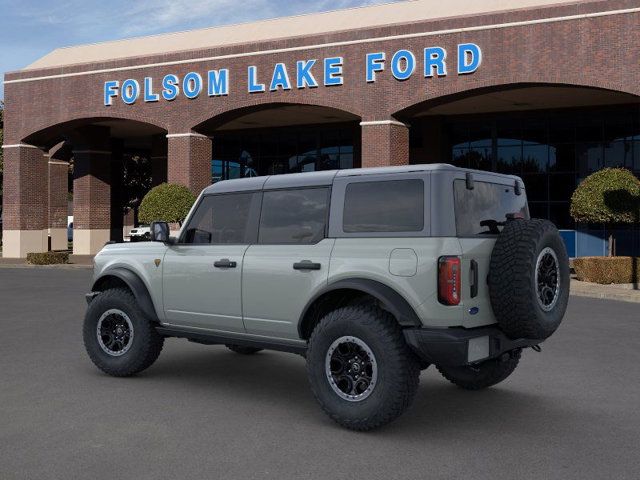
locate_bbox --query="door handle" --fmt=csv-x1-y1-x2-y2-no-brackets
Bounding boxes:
214,258,237,269
293,261,321,271
470,259,479,298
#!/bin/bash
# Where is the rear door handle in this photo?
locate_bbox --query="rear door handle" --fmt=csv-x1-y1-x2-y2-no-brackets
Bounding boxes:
293,261,321,271
214,258,237,269
470,259,479,298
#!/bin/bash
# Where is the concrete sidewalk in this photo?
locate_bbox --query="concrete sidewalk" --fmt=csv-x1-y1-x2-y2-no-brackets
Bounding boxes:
571,278,640,304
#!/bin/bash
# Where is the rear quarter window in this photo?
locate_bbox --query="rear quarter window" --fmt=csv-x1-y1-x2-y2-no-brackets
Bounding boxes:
343,179,424,233
454,180,529,236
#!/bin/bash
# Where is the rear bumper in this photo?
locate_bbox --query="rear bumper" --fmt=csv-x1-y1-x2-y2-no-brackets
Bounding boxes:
403,325,541,367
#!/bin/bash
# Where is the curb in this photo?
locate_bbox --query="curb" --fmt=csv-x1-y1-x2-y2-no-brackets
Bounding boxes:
570,280,640,304
0,264,92,270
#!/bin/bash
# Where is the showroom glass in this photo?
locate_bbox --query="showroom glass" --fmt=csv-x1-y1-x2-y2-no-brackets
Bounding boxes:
259,188,329,244
343,180,424,233
211,124,357,183
454,180,530,236
182,193,259,244
422,104,640,229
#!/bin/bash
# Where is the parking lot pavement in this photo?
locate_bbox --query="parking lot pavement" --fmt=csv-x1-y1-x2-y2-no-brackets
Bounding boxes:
1,268,639,480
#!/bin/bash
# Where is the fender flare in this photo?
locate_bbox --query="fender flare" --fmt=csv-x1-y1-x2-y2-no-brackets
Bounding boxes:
92,268,158,321
298,278,422,337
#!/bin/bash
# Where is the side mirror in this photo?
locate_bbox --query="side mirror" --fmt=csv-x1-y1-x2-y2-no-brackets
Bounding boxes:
150,221,170,243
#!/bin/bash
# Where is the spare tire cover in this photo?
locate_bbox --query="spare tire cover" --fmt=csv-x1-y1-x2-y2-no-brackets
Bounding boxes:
488,219,570,340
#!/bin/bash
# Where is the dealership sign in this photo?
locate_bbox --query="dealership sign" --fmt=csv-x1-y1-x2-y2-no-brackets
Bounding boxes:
103,43,482,106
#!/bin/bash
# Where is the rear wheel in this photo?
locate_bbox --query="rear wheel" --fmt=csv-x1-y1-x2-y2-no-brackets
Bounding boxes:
307,304,420,431
83,288,164,377
225,344,263,355
437,349,521,390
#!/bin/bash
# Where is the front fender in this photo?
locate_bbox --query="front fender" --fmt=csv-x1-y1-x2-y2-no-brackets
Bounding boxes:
92,267,158,321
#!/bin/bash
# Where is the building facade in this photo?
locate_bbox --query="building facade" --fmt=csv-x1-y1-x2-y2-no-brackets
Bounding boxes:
2,0,640,257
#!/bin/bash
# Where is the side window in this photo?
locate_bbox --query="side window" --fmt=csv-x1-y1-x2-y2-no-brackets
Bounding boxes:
343,179,424,233
182,192,260,244
259,188,329,244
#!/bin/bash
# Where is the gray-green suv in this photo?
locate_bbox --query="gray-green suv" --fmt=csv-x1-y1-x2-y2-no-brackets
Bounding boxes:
83,164,570,430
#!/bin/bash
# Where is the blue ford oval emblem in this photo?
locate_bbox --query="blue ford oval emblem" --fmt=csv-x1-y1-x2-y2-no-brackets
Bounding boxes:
469,307,479,315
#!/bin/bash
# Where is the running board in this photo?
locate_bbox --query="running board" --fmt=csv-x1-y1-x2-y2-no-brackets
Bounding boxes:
156,326,307,355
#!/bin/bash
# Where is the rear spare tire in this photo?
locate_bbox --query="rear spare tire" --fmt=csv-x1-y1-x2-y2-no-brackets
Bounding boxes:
489,219,569,340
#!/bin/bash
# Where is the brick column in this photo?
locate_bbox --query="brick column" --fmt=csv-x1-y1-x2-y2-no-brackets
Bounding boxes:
151,134,168,187
1,144,49,258
167,133,212,194
73,149,112,255
360,120,410,169
48,157,69,252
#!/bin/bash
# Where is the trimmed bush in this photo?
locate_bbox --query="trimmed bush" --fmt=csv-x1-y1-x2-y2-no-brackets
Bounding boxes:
27,251,69,265
570,168,640,224
138,183,196,225
573,256,640,284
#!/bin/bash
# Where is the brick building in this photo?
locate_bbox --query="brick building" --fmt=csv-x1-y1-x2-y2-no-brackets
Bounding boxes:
2,0,640,257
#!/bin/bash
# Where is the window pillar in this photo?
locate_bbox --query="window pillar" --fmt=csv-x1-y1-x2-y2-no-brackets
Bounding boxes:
360,120,410,168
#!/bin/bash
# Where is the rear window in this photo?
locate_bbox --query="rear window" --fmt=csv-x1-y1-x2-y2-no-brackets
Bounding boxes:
454,180,529,236
343,179,424,233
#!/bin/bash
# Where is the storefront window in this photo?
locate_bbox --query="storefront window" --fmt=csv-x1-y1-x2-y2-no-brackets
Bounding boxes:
211,124,358,183
437,104,640,229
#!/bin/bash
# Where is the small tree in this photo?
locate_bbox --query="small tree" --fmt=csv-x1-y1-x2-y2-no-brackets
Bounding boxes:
570,168,640,256
139,183,196,226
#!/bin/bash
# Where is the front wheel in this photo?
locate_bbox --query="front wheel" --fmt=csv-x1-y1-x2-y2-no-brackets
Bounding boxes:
307,304,420,431
83,288,164,377
436,349,521,390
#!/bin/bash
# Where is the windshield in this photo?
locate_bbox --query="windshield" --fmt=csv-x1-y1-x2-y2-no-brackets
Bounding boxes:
454,179,529,236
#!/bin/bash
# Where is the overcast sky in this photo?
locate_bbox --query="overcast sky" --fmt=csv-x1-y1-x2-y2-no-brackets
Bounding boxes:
0,0,403,100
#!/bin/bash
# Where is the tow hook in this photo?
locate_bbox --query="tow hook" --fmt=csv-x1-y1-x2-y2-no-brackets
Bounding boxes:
531,344,542,353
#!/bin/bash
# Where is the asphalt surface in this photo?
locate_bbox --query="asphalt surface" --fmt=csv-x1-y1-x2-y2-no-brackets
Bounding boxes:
1,268,639,480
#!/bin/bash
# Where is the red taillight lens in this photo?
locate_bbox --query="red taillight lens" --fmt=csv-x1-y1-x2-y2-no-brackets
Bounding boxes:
438,256,461,306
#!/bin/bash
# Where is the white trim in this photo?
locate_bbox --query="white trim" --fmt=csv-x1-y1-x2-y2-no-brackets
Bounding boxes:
48,160,69,166
4,7,639,85
166,133,211,139
72,149,111,155
1,143,41,150
360,120,408,127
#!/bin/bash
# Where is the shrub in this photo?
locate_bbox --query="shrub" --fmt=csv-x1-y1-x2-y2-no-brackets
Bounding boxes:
138,183,196,225
27,251,69,265
573,256,640,284
570,168,640,255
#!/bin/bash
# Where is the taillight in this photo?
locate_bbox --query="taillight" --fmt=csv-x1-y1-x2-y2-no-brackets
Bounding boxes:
438,256,461,306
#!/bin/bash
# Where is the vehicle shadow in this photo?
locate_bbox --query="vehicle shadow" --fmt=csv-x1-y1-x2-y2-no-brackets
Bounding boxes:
123,344,579,437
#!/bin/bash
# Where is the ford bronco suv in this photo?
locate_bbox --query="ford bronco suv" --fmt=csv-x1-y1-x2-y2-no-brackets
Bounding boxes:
83,164,569,430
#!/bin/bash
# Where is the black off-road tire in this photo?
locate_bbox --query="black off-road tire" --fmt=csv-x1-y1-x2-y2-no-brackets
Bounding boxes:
225,344,263,355
83,288,164,377
489,219,570,340
307,304,420,431
437,349,521,390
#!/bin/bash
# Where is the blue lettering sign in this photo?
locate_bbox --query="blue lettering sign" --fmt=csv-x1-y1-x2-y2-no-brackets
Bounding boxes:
391,50,415,81
121,79,140,105
270,63,292,91
248,66,265,93
104,80,119,106
424,47,447,77
183,72,203,99
458,43,482,74
296,60,318,89
144,77,159,102
162,74,180,101
324,57,344,86
366,52,385,83
208,69,229,96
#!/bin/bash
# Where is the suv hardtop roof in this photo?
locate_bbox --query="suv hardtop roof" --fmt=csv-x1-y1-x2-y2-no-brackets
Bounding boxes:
202,164,522,195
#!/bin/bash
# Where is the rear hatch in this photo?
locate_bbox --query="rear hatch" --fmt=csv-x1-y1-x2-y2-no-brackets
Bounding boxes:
453,178,529,327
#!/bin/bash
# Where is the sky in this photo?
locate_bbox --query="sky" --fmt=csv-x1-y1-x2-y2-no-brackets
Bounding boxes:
0,0,403,100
